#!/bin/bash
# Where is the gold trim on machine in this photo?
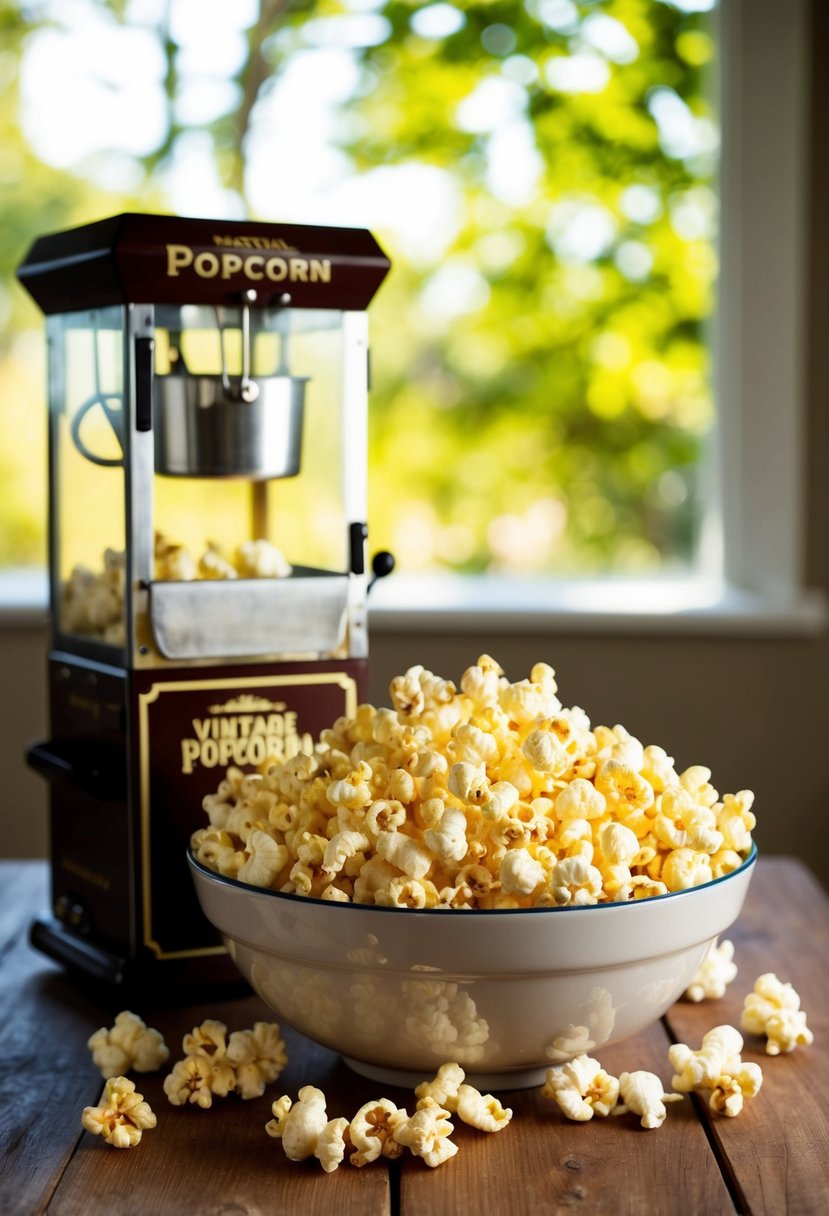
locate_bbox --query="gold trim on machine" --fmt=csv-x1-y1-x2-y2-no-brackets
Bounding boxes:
139,671,358,959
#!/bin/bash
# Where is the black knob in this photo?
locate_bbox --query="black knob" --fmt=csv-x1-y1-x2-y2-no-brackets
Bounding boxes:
369,550,395,591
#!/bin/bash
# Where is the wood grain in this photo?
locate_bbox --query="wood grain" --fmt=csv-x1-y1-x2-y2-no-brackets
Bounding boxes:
399,1020,736,1216
1,858,826,1215
49,1031,393,1216
664,857,829,1216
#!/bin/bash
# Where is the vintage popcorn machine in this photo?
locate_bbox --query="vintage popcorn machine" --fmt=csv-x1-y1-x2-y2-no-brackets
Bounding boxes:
18,213,392,984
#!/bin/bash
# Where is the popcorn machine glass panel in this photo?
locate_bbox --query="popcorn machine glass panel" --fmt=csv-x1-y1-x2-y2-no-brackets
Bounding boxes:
49,307,126,652
152,305,348,579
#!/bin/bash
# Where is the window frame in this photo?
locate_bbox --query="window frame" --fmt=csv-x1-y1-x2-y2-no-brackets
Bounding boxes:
368,0,826,637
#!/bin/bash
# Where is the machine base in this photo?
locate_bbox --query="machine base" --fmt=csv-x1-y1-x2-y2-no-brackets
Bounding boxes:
30,913,249,994
30,914,127,985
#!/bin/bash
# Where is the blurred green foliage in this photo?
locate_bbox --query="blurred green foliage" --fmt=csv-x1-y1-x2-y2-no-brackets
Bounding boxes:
0,0,716,575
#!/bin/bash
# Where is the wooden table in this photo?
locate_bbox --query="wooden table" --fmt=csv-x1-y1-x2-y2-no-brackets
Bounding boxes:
1,857,826,1216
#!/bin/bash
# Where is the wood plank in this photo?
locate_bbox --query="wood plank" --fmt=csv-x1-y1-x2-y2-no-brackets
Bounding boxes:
42,997,391,1215
3,857,825,1214
0,868,102,1216
0,862,389,1216
0,861,48,953
398,1019,736,1216
663,857,829,1216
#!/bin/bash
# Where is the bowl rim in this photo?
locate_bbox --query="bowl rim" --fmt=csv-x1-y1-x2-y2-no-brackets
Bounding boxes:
188,841,758,918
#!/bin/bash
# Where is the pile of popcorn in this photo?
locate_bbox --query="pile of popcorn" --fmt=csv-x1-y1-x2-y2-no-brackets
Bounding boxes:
192,655,756,909
154,532,292,582
61,547,126,644
61,533,291,642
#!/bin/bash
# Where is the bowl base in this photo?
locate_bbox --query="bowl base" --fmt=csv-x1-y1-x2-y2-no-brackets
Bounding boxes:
342,1056,549,1092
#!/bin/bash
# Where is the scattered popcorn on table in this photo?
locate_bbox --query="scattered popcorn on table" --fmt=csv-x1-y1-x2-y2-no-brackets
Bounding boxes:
193,657,755,909
414,1063,512,1132
349,1098,409,1167
87,1010,169,1079
612,1071,683,1129
82,1075,156,1148
683,938,738,1003
454,1084,513,1132
266,1087,344,1167
669,1024,743,1091
164,1018,286,1107
669,1025,762,1117
741,973,814,1055
541,1054,620,1121
393,1097,457,1167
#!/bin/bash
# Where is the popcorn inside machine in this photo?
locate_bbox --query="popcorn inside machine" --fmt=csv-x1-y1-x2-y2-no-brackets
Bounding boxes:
17,213,392,984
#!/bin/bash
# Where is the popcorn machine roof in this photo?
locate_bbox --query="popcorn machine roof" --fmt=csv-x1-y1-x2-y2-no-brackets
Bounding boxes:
17,211,390,313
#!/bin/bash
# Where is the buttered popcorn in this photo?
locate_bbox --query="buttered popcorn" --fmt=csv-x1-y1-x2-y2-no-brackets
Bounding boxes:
741,973,814,1055
193,657,755,908
88,1010,169,1079
82,1076,157,1148
163,1018,286,1107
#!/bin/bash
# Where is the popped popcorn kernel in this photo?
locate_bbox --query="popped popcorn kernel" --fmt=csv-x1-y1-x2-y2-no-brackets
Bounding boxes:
708,1063,763,1117
684,939,738,1003
82,1076,156,1148
87,1010,169,1079
741,973,814,1054
266,1086,330,1161
669,1024,744,1092
350,1098,409,1167
668,1024,762,1116
393,1097,457,1167
613,1071,683,1129
415,1062,466,1110
165,1018,287,1105
225,1022,287,1098
195,656,754,910
542,1054,620,1121
163,1055,224,1108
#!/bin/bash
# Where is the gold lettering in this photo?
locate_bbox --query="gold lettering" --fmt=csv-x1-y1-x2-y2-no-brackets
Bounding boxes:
310,258,331,283
246,254,265,280
213,234,294,251
265,256,288,282
167,244,194,276
289,258,309,283
220,252,242,279
194,251,220,278
181,738,200,774
192,718,211,743
179,708,315,774
59,856,112,892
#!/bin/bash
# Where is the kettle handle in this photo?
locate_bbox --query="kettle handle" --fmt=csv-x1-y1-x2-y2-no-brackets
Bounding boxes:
69,392,124,467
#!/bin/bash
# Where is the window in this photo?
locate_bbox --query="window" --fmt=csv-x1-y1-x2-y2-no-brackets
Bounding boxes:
0,0,822,632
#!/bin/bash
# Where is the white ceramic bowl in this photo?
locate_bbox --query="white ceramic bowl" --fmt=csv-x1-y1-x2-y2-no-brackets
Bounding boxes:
189,846,757,1090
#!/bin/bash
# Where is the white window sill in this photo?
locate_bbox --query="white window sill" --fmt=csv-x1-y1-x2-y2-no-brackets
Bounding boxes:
1,569,825,638
367,574,828,638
